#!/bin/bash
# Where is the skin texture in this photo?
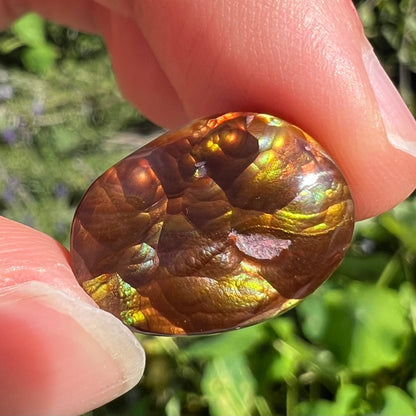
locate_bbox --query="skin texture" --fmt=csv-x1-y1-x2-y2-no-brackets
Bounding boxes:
0,1,415,415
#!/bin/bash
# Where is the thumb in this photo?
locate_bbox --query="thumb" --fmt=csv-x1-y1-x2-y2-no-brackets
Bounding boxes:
0,217,145,416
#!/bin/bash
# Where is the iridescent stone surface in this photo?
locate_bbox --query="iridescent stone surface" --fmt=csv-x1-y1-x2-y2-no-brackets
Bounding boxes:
70,112,354,335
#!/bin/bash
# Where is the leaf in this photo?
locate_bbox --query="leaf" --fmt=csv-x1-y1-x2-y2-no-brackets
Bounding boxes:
377,386,416,416
165,395,181,416
335,253,390,281
378,199,416,252
21,45,57,74
407,378,416,400
267,317,315,381
268,344,300,382
181,324,266,360
298,282,411,374
334,384,363,414
295,290,327,341
354,217,391,244
11,13,47,47
295,384,369,416
201,354,256,416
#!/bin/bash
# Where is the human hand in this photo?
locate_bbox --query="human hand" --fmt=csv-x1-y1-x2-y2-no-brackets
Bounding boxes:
1,1,415,415
0,217,145,416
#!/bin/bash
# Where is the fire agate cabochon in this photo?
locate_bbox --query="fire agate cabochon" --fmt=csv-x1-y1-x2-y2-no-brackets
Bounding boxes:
71,112,354,335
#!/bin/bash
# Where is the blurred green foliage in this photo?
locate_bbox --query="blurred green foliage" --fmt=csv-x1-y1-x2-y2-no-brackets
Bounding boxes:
0,1,415,415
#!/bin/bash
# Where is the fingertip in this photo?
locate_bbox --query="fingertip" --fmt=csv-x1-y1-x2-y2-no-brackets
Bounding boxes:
0,216,90,301
0,281,145,416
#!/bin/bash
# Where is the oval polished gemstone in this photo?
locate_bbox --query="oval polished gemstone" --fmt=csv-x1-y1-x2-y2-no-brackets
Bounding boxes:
70,112,354,335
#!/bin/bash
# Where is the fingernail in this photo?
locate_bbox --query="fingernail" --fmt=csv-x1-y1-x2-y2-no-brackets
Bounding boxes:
0,281,145,415
361,38,416,157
